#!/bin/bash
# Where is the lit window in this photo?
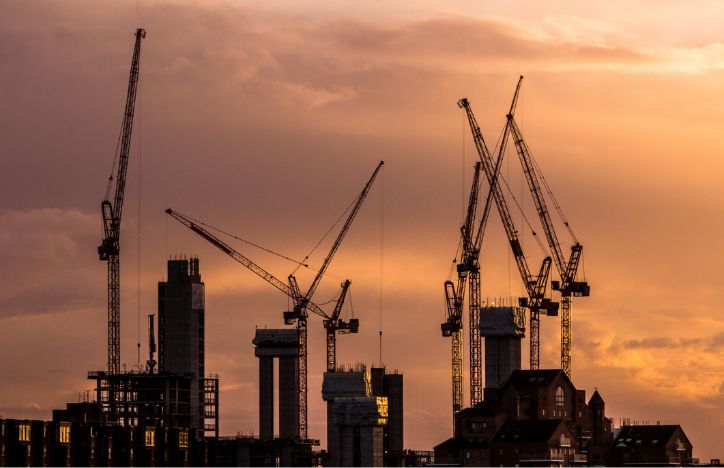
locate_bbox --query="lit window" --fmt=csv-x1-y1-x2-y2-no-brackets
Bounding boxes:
555,386,564,407
59,424,71,444
179,430,189,448
18,423,31,442
145,428,155,447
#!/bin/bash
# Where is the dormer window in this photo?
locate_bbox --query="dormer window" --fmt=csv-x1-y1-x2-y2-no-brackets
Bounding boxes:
555,386,564,407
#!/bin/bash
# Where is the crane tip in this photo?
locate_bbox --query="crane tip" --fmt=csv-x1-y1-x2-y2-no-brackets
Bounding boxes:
165,208,172,214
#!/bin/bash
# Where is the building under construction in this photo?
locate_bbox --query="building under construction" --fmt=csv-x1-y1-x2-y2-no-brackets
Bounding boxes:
321,365,404,467
88,258,219,440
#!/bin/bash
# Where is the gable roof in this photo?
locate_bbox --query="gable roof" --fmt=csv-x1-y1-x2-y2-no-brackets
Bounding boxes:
614,425,689,448
490,419,566,444
501,369,573,393
588,389,604,406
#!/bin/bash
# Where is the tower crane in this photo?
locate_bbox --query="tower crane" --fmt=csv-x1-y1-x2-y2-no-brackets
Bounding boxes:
166,160,383,440
442,162,481,417
98,28,145,375
282,160,383,439
165,209,348,439
505,77,589,378
458,78,559,372
443,153,499,421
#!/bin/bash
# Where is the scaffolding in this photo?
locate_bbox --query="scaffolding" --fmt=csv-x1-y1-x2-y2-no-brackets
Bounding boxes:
87,370,219,434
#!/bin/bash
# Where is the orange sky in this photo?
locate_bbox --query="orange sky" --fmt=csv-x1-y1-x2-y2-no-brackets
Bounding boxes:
1,0,723,461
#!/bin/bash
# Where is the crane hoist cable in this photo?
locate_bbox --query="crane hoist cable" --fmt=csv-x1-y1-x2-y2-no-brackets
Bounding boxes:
170,209,310,269
527,144,579,243
290,187,359,277
485,125,549,257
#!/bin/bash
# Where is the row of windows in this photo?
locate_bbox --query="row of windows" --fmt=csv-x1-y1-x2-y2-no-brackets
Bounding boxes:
14,423,188,449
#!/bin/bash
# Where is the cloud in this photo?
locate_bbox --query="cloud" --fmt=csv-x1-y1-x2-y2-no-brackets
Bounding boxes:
608,336,705,354
2,0,724,459
0,209,104,319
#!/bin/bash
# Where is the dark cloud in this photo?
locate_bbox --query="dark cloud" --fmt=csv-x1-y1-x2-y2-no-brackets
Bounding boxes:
608,336,705,354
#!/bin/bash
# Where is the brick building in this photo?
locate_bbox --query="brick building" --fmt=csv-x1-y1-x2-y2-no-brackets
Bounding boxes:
612,424,693,466
434,369,612,466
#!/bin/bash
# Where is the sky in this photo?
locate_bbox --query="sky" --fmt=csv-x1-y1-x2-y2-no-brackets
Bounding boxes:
1,0,724,460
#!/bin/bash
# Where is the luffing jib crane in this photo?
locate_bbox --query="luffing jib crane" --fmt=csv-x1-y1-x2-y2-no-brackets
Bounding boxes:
281,160,383,439
442,162,481,417
505,76,589,378
98,28,145,375
166,160,382,440
458,78,559,371
165,209,347,439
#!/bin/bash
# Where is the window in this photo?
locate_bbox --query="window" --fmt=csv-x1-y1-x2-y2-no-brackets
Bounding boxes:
555,386,565,407
178,430,189,448
18,423,31,442
145,428,155,447
59,423,71,444
471,422,487,433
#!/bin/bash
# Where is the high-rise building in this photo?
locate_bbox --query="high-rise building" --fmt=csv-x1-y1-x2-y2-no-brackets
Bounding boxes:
158,258,206,434
370,367,404,466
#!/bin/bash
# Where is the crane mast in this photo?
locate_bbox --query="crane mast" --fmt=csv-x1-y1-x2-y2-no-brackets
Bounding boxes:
98,28,145,375
506,83,589,377
458,82,557,371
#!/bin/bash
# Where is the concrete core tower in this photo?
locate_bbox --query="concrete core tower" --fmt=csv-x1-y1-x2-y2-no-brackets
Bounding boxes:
158,258,205,434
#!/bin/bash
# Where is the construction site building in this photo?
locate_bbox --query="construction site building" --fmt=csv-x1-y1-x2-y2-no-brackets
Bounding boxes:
87,258,218,439
252,328,300,440
159,257,206,435
322,366,394,467
479,305,526,391
370,366,404,466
